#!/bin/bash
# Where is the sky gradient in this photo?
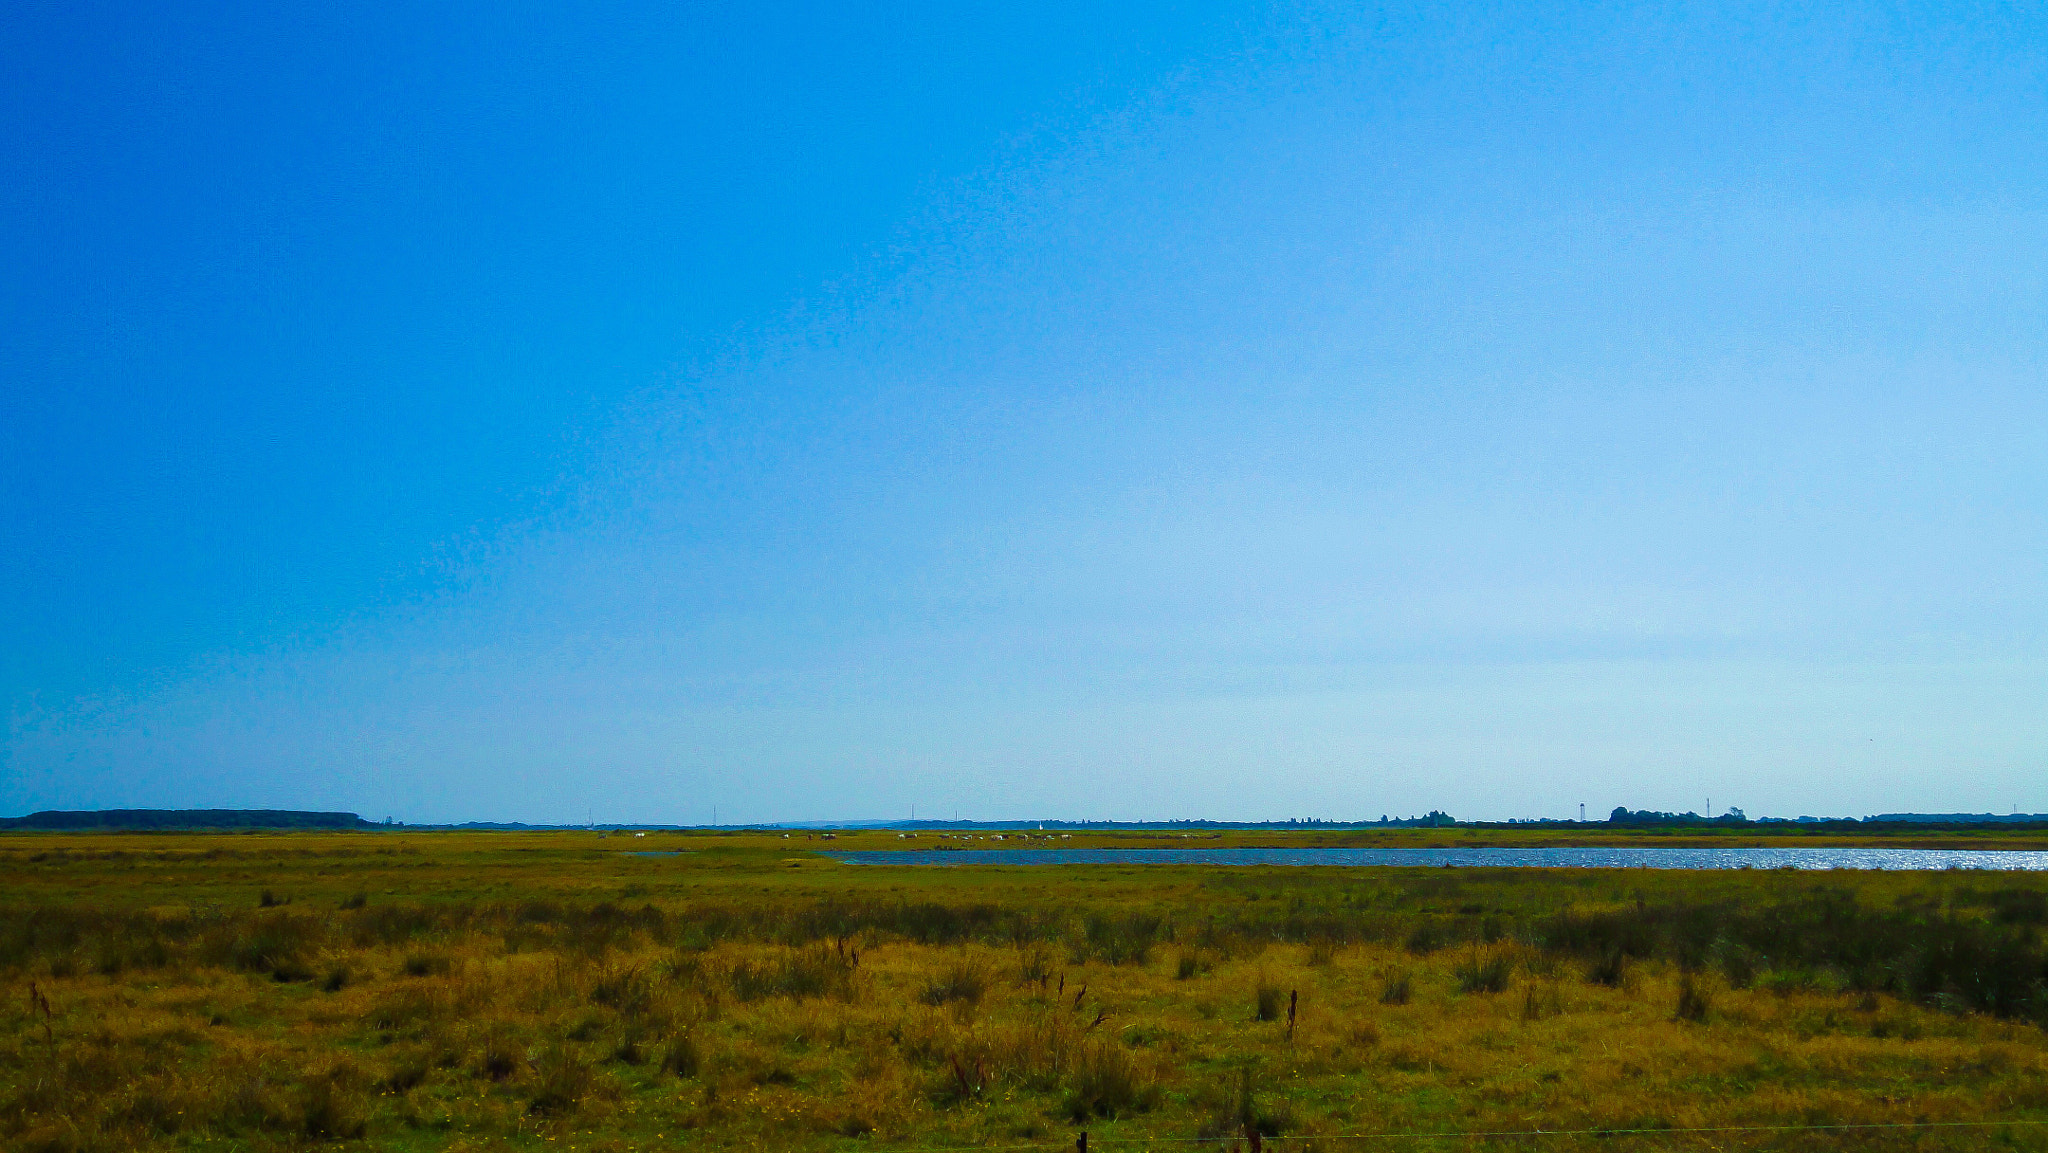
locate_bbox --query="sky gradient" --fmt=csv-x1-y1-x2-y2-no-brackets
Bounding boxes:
5,1,2045,823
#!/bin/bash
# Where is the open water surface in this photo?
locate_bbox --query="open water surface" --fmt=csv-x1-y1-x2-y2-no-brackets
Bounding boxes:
825,846,2048,871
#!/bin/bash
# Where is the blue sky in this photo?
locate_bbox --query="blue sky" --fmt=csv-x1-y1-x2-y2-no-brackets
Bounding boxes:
4,1,2044,823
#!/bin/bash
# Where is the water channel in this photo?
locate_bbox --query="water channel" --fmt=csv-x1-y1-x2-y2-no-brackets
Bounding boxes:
827,846,2048,870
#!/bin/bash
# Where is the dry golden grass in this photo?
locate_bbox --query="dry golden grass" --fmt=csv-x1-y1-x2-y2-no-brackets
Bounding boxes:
2,829,2046,1151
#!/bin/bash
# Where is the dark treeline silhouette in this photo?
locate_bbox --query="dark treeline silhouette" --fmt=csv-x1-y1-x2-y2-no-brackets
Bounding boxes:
1606,806,1751,828
0,810,376,831
8,807,2047,834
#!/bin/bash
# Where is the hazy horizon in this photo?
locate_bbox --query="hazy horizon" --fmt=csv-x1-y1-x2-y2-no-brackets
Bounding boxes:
7,2,2044,825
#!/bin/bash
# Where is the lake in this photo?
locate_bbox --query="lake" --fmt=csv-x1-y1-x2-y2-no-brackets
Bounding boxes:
826,846,2048,871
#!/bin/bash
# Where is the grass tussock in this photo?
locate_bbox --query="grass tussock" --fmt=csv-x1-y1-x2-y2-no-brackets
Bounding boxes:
1253,978,1285,1021
1586,950,1629,988
1197,1066,1294,1141
1379,970,1412,1005
659,1033,701,1078
524,1043,593,1116
1520,981,1561,1021
1062,1039,1159,1120
1453,947,1514,994
297,1067,367,1140
400,950,452,978
728,946,858,1002
1017,943,1056,987
1076,912,1163,965
1306,936,1340,966
1675,974,1713,1022
918,956,988,1006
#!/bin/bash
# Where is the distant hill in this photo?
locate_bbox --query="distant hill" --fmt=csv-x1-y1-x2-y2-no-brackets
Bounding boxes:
0,809,376,831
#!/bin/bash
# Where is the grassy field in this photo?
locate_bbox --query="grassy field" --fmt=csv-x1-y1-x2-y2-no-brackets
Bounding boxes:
5,828,2048,1152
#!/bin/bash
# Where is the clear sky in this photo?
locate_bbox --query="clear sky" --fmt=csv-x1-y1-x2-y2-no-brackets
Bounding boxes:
4,1,2044,824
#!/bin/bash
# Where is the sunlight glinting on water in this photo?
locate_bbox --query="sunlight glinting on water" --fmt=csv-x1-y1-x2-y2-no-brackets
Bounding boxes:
831,846,2048,870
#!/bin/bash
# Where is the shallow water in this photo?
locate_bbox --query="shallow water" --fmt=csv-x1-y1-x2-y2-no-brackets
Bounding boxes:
826,846,2048,871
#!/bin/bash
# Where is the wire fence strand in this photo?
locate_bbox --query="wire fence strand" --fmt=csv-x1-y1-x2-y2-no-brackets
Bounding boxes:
858,1117,2048,1153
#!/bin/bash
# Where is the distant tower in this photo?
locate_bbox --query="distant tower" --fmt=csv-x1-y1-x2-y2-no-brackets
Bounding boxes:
1579,803,1586,822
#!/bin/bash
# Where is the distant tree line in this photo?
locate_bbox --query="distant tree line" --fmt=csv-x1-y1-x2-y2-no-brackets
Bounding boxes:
0,809,376,831
8,806,2044,833
1606,806,1750,828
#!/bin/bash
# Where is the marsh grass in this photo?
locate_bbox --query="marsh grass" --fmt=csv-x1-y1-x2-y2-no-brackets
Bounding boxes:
5,830,2048,1151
